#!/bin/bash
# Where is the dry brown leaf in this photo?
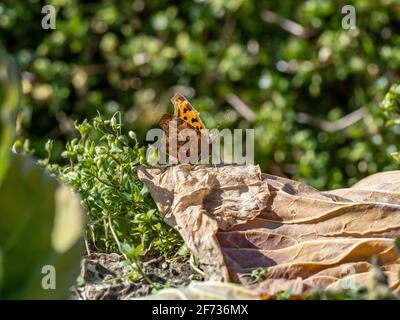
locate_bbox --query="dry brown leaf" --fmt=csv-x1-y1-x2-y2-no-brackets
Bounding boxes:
138,164,400,296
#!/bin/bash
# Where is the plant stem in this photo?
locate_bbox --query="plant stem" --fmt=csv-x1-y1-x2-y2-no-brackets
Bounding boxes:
107,215,155,288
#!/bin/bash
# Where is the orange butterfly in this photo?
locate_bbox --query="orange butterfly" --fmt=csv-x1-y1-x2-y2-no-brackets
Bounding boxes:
159,93,211,164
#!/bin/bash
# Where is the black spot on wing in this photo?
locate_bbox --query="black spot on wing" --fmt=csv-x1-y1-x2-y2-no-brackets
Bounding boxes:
191,118,199,123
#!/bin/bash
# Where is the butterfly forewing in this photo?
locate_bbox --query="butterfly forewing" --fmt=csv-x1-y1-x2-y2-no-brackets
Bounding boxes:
171,93,207,134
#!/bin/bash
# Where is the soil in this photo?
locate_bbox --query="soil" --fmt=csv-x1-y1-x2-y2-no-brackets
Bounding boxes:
71,252,200,300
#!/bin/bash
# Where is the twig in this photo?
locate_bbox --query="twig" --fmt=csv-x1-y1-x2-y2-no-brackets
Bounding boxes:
226,93,256,122
94,174,119,189
295,107,368,132
189,254,205,277
84,231,91,256
261,10,316,38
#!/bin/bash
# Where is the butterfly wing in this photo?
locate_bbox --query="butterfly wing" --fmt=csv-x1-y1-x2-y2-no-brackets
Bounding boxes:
158,94,212,164
159,114,203,163
171,93,212,157
171,93,208,134
159,113,186,132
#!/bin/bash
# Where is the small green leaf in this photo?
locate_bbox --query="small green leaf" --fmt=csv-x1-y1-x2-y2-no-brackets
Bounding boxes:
110,146,123,154
120,242,135,259
134,243,144,256
277,290,292,300
45,139,53,153
140,183,149,195
118,135,129,146
391,152,400,162
128,130,137,141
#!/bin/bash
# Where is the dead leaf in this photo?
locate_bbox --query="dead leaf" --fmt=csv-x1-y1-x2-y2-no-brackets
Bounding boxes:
138,164,400,296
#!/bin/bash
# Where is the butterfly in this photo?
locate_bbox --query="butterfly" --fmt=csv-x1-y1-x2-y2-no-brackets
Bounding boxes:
159,93,211,164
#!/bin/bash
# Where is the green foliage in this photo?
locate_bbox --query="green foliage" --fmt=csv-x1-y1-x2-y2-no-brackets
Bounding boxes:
119,242,158,287
18,113,183,257
2,1,400,299
380,84,400,160
380,84,400,116
250,267,268,284
3,0,400,189
276,290,292,300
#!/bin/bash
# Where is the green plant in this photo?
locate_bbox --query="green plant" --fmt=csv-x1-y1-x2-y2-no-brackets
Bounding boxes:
276,290,292,300
380,83,400,161
5,0,400,190
249,267,268,284
15,113,183,258
118,242,165,289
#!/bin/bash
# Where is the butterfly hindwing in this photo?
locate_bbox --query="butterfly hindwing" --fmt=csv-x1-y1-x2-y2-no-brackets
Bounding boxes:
159,113,199,161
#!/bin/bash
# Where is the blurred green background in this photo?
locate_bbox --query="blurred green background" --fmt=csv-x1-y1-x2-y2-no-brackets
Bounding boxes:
1,0,400,189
